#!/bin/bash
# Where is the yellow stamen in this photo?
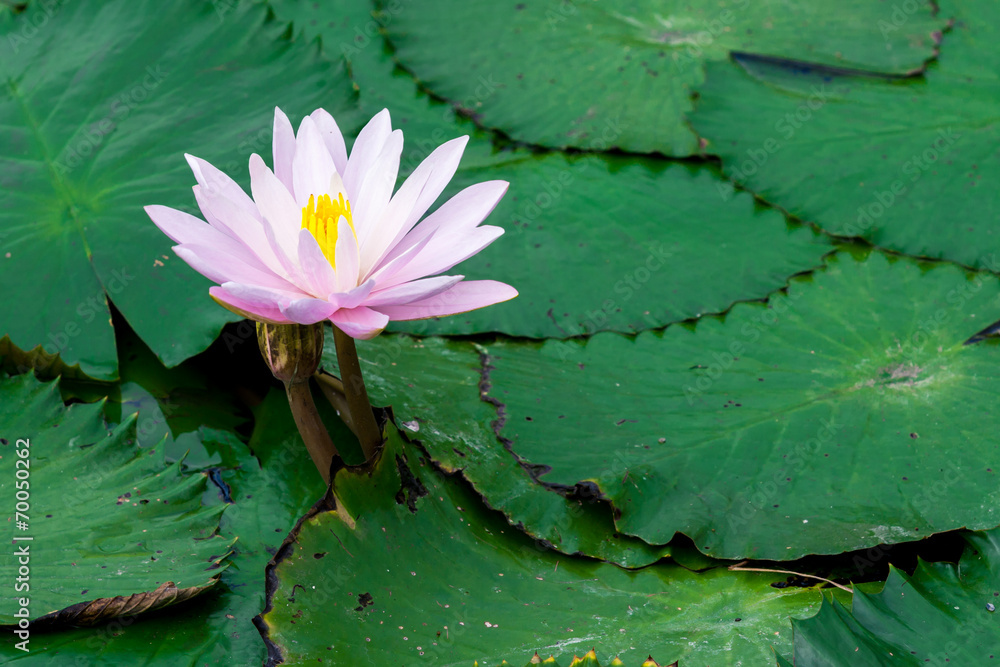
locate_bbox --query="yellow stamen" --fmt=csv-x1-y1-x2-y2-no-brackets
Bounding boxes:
301,193,354,267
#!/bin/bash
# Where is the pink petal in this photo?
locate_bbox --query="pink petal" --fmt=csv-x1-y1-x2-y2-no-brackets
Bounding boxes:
333,216,360,294
353,129,403,254
260,212,302,287
145,204,217,246
185,154,260,223
330,279,375,310
366,233,435,284
209,284,295,324
309,108,348,175
330,306,390,340
396,136,469,240
342,109,392,199
364,275,464,308
373,280,517,321
296,227,338,297
379,180,508,269
174,244,298,291
272,107,296,193
217,281,305,307
281,296,339,324
192,185,286,275
359,135,467,275
148,203,290,287
249,153,300,267
292,115,338,207
377,226,504,289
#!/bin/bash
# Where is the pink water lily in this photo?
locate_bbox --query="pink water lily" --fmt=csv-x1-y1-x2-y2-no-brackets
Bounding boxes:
145,107,516,339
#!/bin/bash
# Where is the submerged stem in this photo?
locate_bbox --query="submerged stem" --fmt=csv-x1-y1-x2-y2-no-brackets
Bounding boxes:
728,562,853,593
314,372,354,434
284,379,338,485
333,326,383,461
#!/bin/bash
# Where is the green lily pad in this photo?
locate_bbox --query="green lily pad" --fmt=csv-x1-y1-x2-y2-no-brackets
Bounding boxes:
51,320,251,466
0,373,231,626
322,333,667,567
784,529,1000,665
269,0,836,338
257,425,848,666
267,0,500,171
382,0,945,155
0,388,326,665
395,157,834,339
689,0,1000,271
0,0,357,379
480,250,1000,560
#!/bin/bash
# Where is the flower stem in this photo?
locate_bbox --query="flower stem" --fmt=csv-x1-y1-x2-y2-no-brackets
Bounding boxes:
333,326,382,461
314,372,354,434
284,379,338,485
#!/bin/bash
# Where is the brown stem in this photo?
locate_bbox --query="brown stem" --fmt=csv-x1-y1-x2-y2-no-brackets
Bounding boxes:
333,326,382,461
314,372,355,435
284,379,338,485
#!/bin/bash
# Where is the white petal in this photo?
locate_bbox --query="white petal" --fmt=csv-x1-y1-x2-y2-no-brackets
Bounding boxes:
173,244,297,292
379,180,508,270
260,212,303,288
309,107,348,175
358,135,467,276
331,279,375,310
249,153,300,270
396,136,469,241
185,154,261,222
216,281,307,312
343,108,392,198
353,129,403,255
366,233,435,284
145,204,218,246
292,115,338,207
330,306,390,340
372,280,517,321
379,226,504,289
333,216,360,293
364,275,464,308
296,227,337,297
272,107,296,193
210,285,293,324
193,184,286,276
281,297,339,324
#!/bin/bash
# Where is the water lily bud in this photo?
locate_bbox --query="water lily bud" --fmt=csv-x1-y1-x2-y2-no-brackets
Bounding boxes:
256,322,324,384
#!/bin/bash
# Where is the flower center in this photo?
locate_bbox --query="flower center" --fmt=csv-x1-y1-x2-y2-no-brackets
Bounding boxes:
301,193,353,267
